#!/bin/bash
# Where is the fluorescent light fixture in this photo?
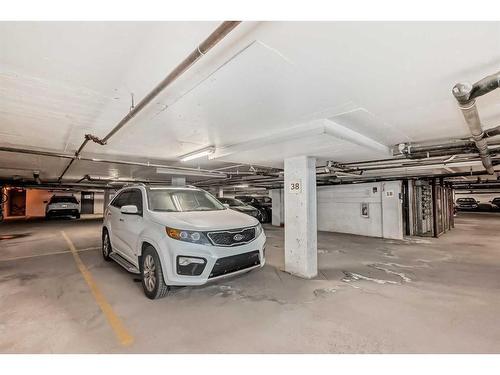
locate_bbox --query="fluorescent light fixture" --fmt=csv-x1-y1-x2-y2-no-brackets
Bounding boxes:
179,147,215,162
156,167,226,179
233,184,249,188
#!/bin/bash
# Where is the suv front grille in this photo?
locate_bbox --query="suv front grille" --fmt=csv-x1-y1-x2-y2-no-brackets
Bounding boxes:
209,250,260,278
207,227,256,247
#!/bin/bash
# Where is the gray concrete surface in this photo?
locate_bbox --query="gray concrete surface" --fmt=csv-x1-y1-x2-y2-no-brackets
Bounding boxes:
0,212,499,353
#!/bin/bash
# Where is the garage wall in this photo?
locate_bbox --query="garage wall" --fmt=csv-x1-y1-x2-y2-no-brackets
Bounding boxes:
93,192,104,214
25,189,79,217
270,188,284,226
317,181,403,239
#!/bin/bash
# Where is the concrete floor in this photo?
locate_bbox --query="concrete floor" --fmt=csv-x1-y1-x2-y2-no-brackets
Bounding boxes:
0,212,499,353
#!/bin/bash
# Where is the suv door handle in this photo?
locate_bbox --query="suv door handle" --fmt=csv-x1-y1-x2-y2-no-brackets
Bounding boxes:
119,218,124,222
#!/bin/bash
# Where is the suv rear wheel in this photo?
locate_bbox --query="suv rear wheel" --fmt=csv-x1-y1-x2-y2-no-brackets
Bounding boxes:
141,245,169,299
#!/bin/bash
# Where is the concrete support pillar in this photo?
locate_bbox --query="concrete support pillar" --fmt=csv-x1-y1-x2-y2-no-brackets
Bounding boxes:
103,189,113,211
172,176,186,186
218,186,224,198
284,156,317,278
270,188,284,226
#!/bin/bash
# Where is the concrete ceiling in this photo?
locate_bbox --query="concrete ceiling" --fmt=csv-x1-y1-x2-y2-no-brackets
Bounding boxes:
1,21,500,182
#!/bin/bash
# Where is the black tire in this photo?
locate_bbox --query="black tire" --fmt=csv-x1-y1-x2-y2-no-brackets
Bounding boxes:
102,229,112,261
141,245,169,300
75,213,80,219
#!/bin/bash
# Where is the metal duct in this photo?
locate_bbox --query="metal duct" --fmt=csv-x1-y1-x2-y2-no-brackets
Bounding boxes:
452,73,499,175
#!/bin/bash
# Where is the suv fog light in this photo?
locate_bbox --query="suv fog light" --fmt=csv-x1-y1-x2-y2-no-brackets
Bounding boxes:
177,256,207,276
178,256,205,266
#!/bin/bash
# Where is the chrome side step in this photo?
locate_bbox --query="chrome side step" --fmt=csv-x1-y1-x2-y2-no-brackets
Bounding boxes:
109,252,140,274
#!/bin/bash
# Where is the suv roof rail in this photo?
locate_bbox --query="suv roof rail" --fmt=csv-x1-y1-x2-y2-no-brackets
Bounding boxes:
120,182,200,189
120,182,147,188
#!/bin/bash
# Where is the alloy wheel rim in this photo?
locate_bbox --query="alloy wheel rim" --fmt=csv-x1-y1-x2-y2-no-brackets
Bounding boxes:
143,254,156,292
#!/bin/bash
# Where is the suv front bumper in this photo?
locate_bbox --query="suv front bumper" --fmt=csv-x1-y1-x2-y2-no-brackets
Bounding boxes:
157,232,266,286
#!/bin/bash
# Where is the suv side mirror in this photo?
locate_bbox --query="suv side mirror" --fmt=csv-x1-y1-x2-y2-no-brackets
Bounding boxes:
121,205,139,215
223,203,230,208
43,201,48,204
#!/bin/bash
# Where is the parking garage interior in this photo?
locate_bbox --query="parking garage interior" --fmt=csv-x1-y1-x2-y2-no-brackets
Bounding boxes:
1,19,500,357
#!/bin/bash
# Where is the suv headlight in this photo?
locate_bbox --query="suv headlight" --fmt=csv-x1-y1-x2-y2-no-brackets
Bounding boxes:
255,223,263,238
166,227,211,245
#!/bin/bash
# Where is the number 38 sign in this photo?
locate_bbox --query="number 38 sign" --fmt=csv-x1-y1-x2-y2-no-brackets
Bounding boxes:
288,180,302,193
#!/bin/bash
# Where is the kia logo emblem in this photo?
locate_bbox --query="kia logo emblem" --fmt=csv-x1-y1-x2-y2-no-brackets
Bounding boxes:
233,234,245,241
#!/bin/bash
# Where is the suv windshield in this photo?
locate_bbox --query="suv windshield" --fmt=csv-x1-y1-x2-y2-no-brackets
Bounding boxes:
219,198,245,207
50,196,78,204
147,189,225,212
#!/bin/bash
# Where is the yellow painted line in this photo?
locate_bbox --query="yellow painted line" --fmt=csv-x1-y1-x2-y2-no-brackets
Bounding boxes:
61,231,134,347
0,247,100,262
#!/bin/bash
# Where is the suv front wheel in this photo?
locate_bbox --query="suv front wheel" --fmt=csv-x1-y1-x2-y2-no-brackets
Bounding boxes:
141,245,169,299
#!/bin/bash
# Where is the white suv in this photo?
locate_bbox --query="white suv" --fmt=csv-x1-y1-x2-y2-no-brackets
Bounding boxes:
45,195,80,219
102,184,266,299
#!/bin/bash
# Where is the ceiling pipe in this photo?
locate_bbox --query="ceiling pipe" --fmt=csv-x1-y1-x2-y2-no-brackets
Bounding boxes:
196,162,500,190
81,175,176,185
452,72,500,175
0,146,226,179
56,21,241,182
484,124,500,138
196,154,500,189
395,140,477,157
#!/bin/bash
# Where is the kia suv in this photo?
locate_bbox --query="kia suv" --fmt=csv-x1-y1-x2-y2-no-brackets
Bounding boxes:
102,185,266,299
45,195,80,219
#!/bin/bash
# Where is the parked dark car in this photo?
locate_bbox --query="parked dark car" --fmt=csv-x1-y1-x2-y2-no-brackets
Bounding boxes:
491,197,500,211
235,195,272,223
218,197,262,221
455,197,479,211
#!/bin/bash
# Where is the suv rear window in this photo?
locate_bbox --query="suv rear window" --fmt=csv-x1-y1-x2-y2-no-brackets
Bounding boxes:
50,196,78,204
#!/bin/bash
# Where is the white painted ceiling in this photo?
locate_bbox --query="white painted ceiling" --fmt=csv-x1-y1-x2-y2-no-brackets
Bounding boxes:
1,21,500,182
